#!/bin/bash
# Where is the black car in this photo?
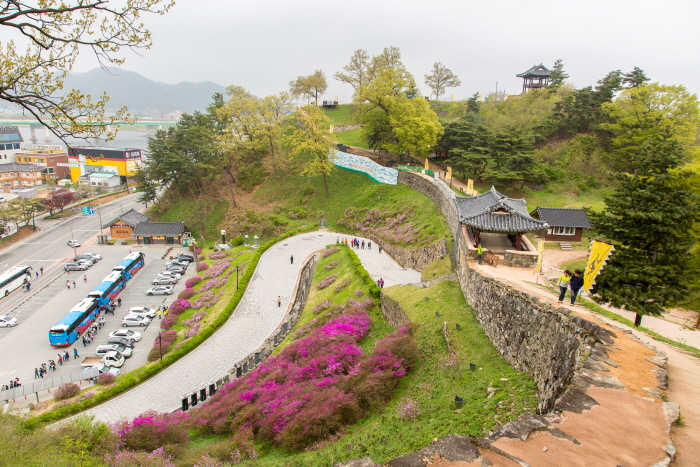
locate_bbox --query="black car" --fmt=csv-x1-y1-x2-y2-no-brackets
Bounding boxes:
178,254,195,262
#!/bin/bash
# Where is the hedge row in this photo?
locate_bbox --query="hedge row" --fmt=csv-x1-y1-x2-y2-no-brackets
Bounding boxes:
36,225,318,424
339,243,381,298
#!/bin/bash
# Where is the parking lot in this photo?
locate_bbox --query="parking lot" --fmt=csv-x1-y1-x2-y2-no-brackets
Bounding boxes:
0,244,195,389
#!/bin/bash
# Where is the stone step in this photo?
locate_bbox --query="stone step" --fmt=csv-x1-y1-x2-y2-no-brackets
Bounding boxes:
559,242,573,251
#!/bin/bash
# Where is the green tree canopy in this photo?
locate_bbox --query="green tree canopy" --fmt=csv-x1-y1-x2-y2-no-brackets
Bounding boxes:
424,62,461,101
289,70,328,104
589,133,700,326
547,59,569,91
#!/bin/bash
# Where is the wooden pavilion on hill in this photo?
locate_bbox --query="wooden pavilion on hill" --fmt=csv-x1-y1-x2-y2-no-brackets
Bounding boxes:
516,64,551,92
455,186,548,252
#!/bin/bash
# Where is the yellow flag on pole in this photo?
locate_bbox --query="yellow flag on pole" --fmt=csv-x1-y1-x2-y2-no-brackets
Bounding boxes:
446,166,452,179
466,179,474,195
533,239,545,274
583,240,615,293
424,158,430,170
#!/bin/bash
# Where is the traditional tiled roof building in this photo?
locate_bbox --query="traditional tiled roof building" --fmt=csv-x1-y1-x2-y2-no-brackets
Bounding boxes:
530,207,592,242
516,64,551,92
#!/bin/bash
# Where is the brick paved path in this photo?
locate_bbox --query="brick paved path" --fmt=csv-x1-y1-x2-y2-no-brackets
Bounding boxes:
82,231,420,423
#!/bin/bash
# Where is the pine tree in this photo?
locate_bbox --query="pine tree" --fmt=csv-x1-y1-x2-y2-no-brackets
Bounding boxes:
589,132,699,326
548,59,569,91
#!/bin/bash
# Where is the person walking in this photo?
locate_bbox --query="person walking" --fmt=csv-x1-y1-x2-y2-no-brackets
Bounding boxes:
58,356,63,366
378,245,383,254
277,296,281,307
117,298,122,307
40,267,43,275
570,270,584,305
157,308,162,319
72,280,76,289
379,278,384,288
66,280,70,290
35,272,39,278
83,275,87,283
368,241,372,250
290,255,294,264
64,350,70,361
476,244,484,265
557,270,572,303
34,368,39,379
74,348,79,359
25,283,30,292
361,240,365,249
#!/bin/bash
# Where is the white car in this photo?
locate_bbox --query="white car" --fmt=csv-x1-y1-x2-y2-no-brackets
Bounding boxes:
67,240,81,247
146,285,174,296
121,315,151,327
76,259,94,268
108,329,142,342
0,316,18,327
83,252,102,261
128,306,157,318
152,276,178,285
158,271,182,280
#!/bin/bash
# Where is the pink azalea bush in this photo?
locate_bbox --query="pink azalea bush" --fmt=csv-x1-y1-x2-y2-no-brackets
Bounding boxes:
317,275,337,289
178,288,196,300
321,247,339,258
208,251,230,260
147,331,178,361
325,260,340,270
160,315,176,331
183,300,418,451
355,289,364,297
338,208,421,245
106,447,175,467
193,291,219,309
196,263,209,272
207,260,231,278
54,383,81,400
313,300,331,314
200,276,228,292
112,411,188,452
185,276,203,288
334,279,351,292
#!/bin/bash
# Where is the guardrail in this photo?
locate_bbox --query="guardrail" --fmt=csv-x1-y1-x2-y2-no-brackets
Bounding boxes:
1,366,100,403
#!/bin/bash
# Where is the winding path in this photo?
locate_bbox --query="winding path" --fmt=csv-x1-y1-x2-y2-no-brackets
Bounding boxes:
83,231,420,423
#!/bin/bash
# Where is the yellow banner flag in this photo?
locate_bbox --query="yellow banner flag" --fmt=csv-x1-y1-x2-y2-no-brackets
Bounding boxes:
583,240,615,293
446,166,452,179
466,179,474,195
424,158,430,170
533,239,545,274
329,124,334,133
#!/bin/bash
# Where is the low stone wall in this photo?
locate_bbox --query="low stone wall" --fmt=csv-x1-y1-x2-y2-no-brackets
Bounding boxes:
503,249,538,267
398,171,460,236
380,293,410,330
332,124,362,133
454,228,614,413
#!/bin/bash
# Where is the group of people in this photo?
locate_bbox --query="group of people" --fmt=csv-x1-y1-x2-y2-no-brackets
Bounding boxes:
376,278,384,288
156,305,169,318
33,347,75,379
81,322,102,346
338,237,374,251
557,269,584,305
3,378,21,389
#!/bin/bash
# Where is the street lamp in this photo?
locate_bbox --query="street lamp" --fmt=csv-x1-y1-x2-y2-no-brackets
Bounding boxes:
221,230,226,244
69,225,77,256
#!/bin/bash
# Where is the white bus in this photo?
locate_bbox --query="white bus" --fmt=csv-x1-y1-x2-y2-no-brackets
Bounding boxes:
0,265,32,296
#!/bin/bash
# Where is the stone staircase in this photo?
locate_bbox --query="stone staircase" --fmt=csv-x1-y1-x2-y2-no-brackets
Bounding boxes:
559,242,573,251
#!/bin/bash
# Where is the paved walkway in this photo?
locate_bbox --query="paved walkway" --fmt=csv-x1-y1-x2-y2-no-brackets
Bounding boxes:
82,231,420,423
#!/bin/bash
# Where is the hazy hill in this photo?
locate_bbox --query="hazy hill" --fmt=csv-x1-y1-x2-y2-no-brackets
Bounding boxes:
63,68,225,114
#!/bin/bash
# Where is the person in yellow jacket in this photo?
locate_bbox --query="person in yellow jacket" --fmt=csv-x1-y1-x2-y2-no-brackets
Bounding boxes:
557,270,572,303
476,244,484,265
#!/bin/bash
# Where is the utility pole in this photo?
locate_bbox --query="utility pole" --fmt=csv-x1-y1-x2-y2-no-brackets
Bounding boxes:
69,225,77,256
97,207,103,243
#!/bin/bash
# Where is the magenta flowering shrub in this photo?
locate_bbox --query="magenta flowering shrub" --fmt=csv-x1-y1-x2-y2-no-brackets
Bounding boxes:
321,247,339,258
147,331,177,360
196,248,202,254
193,291,219,309
178,288,196,300
198,254,205,261
77,391,96,403
112,410,188,452
160,315,176,331
208,251,230,260
338,208,421,245
313,300,331,314
185,276,203,288
325,260,340,270
207,260,231,278
97,373,116,385
334,279,351,292
172,299,191,309
200,276,228,292
54,383,81,400
317,275,337,289
355,289,364,297
196,263,209,272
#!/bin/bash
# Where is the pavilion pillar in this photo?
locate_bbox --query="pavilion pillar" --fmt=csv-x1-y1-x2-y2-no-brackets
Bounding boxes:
514,233,523,251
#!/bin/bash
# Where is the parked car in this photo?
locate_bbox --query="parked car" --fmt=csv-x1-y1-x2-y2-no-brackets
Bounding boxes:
146,285,174,296
178,254,195,262
108,329,142,342
65,262,88,271
0,316,18,327
74,254,98,263
67,240,81,247
106,336,134,347
164,267,186,275
81,363,120,379
95,343,133,358
152,276,178,285
166,260,189,269
83,252,102,261
75,259,94,268
158,273,182,282
159,270,182,279
121,315,151,327
127,306,157,318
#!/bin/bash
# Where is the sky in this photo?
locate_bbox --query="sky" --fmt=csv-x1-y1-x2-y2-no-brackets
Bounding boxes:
64,0,700,104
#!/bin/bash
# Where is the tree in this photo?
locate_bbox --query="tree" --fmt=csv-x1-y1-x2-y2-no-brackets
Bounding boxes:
601,82,700,171
284,106,335,197
548,59,569,91
622,66,650,88
424,62,461,101
44,188,75,214
589,133,699,327
334,49,371,97
258,92,293,173
0,0,173,143
289,70,328,104
386,98,443,157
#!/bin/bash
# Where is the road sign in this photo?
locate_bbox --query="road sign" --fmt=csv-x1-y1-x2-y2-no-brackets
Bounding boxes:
81,207,95,215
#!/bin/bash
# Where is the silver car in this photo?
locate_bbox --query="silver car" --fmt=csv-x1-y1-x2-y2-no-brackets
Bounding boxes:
108,329,142,342
121,315,151,327
152,276,178,285
146,285,174,296
95,344,133,358
65,262,88,271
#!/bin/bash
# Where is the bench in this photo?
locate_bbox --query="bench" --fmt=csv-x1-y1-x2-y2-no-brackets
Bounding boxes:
483,252,499,267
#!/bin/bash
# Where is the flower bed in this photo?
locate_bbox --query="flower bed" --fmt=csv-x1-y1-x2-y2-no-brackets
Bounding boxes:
321,247,339,258
339,208,422,245
325,260,340,270
317,275,337,289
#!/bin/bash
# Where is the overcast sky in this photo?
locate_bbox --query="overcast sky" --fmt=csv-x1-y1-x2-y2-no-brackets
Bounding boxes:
72,0,700,103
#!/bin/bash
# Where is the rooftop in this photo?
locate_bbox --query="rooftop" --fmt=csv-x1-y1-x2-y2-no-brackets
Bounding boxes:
516,64,551,78
532,207,592,229
133,221,186,237
455,186,548,233
103,208,150,229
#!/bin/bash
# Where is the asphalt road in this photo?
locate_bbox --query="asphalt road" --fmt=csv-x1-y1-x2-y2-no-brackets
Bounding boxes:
0,192,193,387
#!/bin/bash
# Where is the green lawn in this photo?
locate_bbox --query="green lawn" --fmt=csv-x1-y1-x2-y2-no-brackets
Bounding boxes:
334,128,368,148
322,103,357,126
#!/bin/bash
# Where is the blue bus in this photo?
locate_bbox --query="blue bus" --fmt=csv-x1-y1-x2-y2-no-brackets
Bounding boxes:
48,298,100,347
112,252,145,280
87,271,125,307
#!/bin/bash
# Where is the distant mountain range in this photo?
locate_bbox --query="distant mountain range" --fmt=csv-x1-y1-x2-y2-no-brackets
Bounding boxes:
63,68,226,115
